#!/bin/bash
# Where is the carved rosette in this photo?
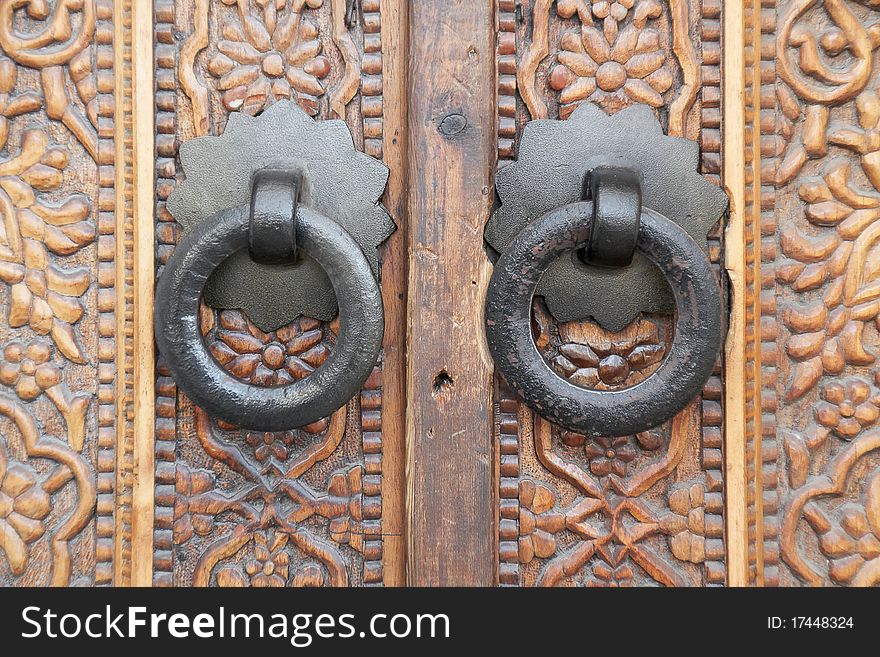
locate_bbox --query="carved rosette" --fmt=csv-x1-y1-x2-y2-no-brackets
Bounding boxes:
516,0,699,137
179,0,363,137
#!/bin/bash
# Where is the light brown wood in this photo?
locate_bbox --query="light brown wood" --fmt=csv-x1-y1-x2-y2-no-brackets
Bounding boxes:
405,0,497,586
131,0,156,587
750,0,880,587
722,0,749,588
0,0,136,586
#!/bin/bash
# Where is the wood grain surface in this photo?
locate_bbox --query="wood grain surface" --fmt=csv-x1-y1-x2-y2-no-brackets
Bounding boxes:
405,0,497,586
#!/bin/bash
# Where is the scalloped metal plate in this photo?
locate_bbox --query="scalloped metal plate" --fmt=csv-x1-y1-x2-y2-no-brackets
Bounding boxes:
484,103,728,331
167,101,394,331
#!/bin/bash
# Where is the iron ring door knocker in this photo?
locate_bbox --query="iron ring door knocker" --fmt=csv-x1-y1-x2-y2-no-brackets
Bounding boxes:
485,169,724,438
154,171,384,432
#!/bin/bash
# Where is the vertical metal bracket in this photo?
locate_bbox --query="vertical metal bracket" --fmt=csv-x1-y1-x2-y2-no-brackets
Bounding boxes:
248,169,300,265
581,167,641,268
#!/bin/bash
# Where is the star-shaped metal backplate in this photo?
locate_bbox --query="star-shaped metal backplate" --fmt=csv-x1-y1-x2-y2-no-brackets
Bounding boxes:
485,103,728,331
167,101,394,331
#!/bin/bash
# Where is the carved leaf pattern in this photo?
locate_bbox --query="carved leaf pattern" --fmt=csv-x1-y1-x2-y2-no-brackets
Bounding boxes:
773,0,880,586
0,0,99,585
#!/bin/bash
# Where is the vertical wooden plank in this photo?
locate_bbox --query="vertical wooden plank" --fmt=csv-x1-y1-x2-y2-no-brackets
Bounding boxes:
378,0,409,587
130,0,156,587
722,0,749,588
405,1,497,585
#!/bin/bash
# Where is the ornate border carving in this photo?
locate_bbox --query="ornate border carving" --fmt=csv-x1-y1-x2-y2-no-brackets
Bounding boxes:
0,0,139,586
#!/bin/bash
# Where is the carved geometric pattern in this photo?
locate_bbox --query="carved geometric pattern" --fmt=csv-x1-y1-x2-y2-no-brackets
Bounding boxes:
153,0,387,587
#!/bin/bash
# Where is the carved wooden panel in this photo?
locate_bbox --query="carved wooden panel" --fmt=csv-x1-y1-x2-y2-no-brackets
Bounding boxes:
5,0,876,589
746,0,880,587
152,0,402,587
496,0,727,587
0,0,139,585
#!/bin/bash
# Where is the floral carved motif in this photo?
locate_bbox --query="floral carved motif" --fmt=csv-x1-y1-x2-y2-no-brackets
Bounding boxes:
175,406,366,587
0,0,100,159
0,338,94,585
518,0,698,135
515,412,709,587
548,0,673,117
506,301,718,586
206,0,331,116
181,0,361,136
163,306,371,587
773,0,880,585
0,0,105,586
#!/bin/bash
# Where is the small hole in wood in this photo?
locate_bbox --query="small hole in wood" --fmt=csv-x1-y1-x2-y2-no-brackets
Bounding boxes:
432,370,454,395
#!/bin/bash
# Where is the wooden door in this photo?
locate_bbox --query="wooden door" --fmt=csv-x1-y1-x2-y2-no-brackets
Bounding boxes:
1,0,878,588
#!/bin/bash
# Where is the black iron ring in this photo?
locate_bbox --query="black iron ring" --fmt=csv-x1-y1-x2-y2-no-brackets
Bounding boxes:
485,201,722,437
155,205,384,432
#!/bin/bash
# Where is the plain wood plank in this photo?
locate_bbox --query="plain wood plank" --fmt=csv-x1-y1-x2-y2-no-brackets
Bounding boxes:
130,0,156,587
722,0,749,588
405,0,497,586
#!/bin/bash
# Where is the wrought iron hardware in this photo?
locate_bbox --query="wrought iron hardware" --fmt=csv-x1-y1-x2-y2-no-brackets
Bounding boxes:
484,106,728,437
485,103,727,331
154,102,390,431
165,100,394,331
580,167,641,268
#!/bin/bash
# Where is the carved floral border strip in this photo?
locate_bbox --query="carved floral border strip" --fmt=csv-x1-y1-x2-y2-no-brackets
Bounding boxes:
0,0,130,585
771,0,880,587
